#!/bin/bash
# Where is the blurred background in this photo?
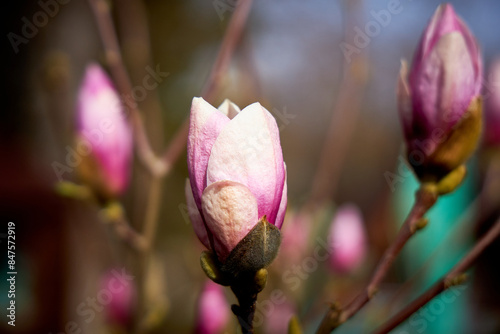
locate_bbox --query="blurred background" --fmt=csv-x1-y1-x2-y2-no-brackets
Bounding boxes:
2,0,500,333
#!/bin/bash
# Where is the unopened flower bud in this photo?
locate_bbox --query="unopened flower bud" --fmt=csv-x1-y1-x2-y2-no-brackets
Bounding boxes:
328,204,367,273
398,4,482,181
275,212,310,268
76,63,132,198
195,281,230,334
100,269,136,328
186,98,287,265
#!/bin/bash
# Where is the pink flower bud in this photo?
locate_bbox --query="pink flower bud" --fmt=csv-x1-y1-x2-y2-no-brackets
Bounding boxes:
277,212,310,267
186,98,287,261
264,301,295,334
485,59,500,146
76,63,132,198
195,281,230,334
398,4,482,178
100,269,136,327
328,204,367,273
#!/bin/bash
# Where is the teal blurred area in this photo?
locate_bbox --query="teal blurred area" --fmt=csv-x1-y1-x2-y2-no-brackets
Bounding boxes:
392,160,479,334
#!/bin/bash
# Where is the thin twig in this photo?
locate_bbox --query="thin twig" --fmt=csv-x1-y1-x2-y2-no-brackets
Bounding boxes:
55,179,148,251
373,216,500,334
384,194,479,314
306,0,368,209
160,0,254,174
87,0,165,177
108,215,148,252
88,0,253,177
201,0,253,100
316,186,438,334
100,201,148,252
135,178,163,333
143,180,162,247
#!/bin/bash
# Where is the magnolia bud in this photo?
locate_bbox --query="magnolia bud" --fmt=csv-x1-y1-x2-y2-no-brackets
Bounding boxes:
100,269,136,328
76,63,132,198
328,204,367,273
195,281,230,334
398,4,482,181
275,212,310,269
186,97,287,263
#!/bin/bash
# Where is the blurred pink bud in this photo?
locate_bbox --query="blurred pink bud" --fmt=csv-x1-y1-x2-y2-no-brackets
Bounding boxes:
77,63,133,198
278,212,310,266
195,281,230,334
264,301,295,334
328,204,367,273
186,98,287,261
398,4,482,162
100,269,136,327
485,59,500,146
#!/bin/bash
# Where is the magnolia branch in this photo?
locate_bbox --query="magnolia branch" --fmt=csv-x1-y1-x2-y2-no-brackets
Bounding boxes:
316,185,438,334
88,0,253,178
87,0,163,177
373,216,500,334
307,0,368,208
55,181,147,251
100,201,149,252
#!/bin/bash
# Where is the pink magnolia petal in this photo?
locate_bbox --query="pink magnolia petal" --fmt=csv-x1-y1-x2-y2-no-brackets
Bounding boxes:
274,164,288,230
418,4,461,59
185,179,210,250
201,180,259,262
455,18,482,94
427,4,481,92
187,97,230,210
206,103,285,225
260,106,286,224
412,4,472,75
417,32,475,134
408,4,482,157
